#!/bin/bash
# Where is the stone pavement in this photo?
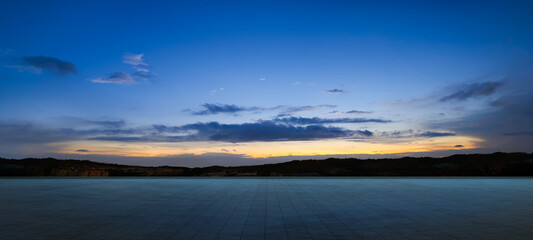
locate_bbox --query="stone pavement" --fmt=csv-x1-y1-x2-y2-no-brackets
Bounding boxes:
1,177,532,239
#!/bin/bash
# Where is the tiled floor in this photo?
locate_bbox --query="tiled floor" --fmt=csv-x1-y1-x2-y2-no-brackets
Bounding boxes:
1,178,532,239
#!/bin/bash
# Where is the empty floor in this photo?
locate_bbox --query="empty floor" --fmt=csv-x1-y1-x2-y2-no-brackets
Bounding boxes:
1,178,532,239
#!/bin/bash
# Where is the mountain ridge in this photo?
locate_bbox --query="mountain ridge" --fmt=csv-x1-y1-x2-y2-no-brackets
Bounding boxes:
1,152,532,176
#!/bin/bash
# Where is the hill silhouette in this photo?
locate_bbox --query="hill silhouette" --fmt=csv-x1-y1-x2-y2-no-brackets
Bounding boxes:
1,152,532,176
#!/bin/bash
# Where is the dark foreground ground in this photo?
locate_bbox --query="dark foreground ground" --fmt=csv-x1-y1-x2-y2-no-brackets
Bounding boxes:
1,178,532,240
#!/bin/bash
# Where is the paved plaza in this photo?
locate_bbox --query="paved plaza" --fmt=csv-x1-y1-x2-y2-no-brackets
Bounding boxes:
1,178,532,239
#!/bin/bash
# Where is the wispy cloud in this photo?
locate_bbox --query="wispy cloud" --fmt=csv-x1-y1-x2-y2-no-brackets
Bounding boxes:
278,104,336,116
191,103,336,116
132,71,155,81
380,130,456,138
273,117,391,125
123,53,147,68
210,88,224,95
92,53,154,84
0,48,14,56
325,110,372,115
346,110,372,114
440,80,504,102
91,72,135,84
58,117,125,128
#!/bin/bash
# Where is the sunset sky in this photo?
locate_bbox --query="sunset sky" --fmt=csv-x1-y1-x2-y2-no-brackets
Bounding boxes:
1,1,532,166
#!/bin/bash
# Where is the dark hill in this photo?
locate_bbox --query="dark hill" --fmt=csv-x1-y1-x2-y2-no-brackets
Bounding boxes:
1,152,532,176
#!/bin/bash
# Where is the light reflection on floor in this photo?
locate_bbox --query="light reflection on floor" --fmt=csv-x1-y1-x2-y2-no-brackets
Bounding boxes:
1,178,532,240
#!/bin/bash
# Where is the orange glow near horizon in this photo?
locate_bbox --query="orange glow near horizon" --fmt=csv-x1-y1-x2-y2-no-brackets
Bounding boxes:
51,135,484,159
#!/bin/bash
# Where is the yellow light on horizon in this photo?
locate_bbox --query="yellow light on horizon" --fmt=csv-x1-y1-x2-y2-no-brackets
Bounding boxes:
50,135,484,159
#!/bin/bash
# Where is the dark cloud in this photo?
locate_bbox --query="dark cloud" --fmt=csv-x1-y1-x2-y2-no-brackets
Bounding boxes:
71,118,374,143
92,122,359,143
454,145,464,148
178,121,366,142
440,80,504,102
91,72,135,84
274,117,391,125
76,149,89,152
22,56,76,75
192,103,252,115
433,91,533,151
355,130,373,137
325,88,348,94
417,131,456,137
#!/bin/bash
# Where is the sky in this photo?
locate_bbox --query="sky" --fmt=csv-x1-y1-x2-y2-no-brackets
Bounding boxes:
1,1,532,167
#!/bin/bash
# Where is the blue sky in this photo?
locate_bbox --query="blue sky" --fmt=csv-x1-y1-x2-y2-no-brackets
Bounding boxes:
1,1,532,166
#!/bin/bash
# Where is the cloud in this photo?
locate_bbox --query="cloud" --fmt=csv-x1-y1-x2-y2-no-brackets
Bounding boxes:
259,77,266,81
417,131,456,137
440,80,504,102
325,88,349,94
58,117,125,128
0,123,77,145
189,103,288,115
92,53,153,84
20,56,77,75
123,53,147,67
76,149,89,152
132,71,155,81
176,121,369,142
191,104,338,116
324,111,342,115
454,145,464,148
91,72,135,84
123,53,155,81
502,131,533,136
192,103,253,115
346,110,372,114
90,120,373,143
279,104,336,116
432,91,533,151
380,130,456,138
210,88,225,95
325,110,373,115
0,48,14,56
274,117,391,125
